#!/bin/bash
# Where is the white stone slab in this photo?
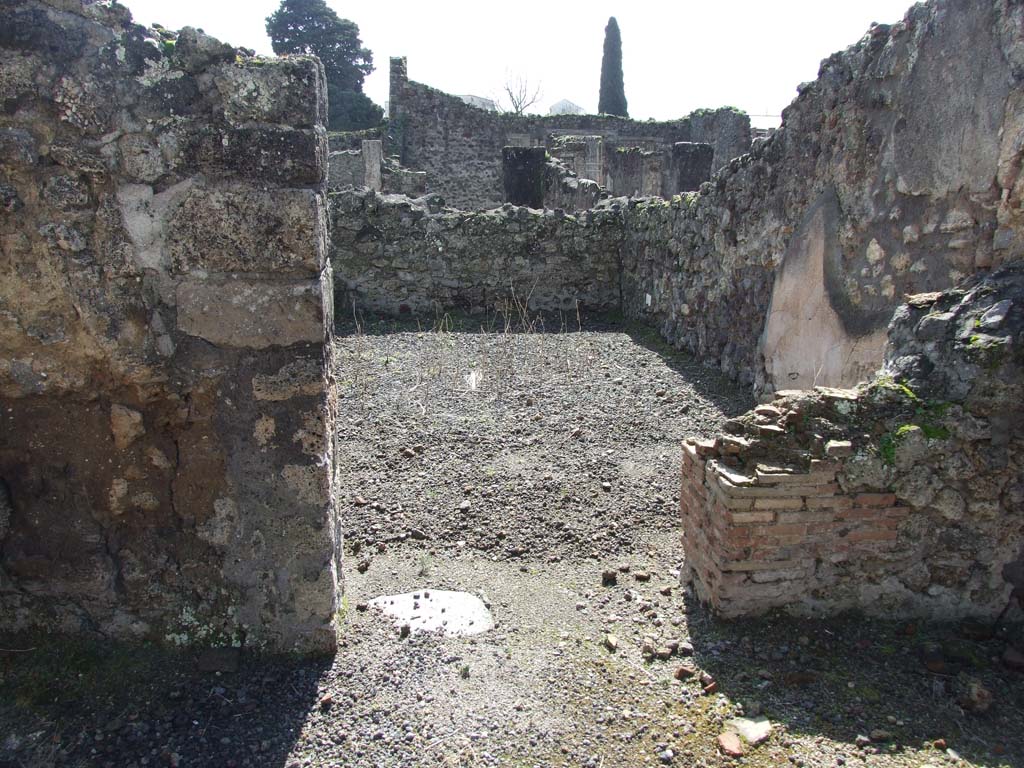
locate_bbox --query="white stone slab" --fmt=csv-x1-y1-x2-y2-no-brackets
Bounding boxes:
724,717,772,745
368,589,494,636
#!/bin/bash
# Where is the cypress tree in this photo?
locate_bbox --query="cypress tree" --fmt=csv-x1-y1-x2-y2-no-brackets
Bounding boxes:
598,17,628,117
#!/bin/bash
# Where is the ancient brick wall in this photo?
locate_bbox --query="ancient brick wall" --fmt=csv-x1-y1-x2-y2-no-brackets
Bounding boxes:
0,1,338,652
387,57,751,209
680,442,909,617
679,266,1024,618
329,190,623,316
622,0,1024,393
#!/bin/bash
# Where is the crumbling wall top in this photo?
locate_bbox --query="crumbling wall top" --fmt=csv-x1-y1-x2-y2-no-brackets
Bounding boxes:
680,265,1024,618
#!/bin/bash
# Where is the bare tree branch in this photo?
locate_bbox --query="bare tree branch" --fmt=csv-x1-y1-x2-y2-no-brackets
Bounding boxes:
498,75,542,116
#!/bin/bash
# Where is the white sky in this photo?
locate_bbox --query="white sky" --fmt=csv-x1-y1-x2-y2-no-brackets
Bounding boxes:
119,0,915,128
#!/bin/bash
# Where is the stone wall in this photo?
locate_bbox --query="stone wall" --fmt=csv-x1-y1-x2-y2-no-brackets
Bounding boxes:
365,0,1023,392
328,139,383,191
680,266,1024,618
329,190,622,315
328,140,425,197
548,134,603,183
0,1,338,652
621,0,1024,393
387,57,751,209
607,148,647,198
327,126,385,152
328,149,366,189
335,0,1024,392
543,156,608,212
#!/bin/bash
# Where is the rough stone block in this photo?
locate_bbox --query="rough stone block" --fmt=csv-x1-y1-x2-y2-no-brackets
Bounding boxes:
176,279,324,348
681,441,700,464
110,404,144,451
693,439,717,457
329,150,365,188
718,465,756,486
168,186,324,275
213,57,325,127
825,440,854,458
719,436,750,454
718,580,791,601
252,358,323,401
725,558,807,573
183,124,327,185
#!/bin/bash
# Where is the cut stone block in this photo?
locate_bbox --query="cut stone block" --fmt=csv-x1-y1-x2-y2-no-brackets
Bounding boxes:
176,279,324,348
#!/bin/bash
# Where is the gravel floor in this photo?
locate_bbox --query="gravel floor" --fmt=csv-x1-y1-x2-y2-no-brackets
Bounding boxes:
333,315,751,562
2,316,1022,768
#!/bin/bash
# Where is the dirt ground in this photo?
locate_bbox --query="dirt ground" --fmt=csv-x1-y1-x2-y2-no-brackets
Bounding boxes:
2,315,1022,768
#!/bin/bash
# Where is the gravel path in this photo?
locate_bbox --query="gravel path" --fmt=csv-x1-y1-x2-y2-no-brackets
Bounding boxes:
333,317,751,562
2,316,1022,768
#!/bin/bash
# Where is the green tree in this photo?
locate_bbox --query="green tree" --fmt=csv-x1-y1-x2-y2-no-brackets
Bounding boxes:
265,0,382,130
598,17,628,117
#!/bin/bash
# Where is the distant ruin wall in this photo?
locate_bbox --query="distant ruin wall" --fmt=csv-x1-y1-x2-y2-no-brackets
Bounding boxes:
621,0,1024,392
681,267,1024,618
335,0,1023,391
328,139,383,191
329,190,622,315
328,140,426,197
0,1,338,652
327,126,385,152
543,157,608,212
387,57,751,209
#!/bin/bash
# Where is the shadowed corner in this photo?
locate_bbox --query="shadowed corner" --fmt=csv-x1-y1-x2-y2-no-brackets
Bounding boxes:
677,592,1024,766
0,632,334,768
